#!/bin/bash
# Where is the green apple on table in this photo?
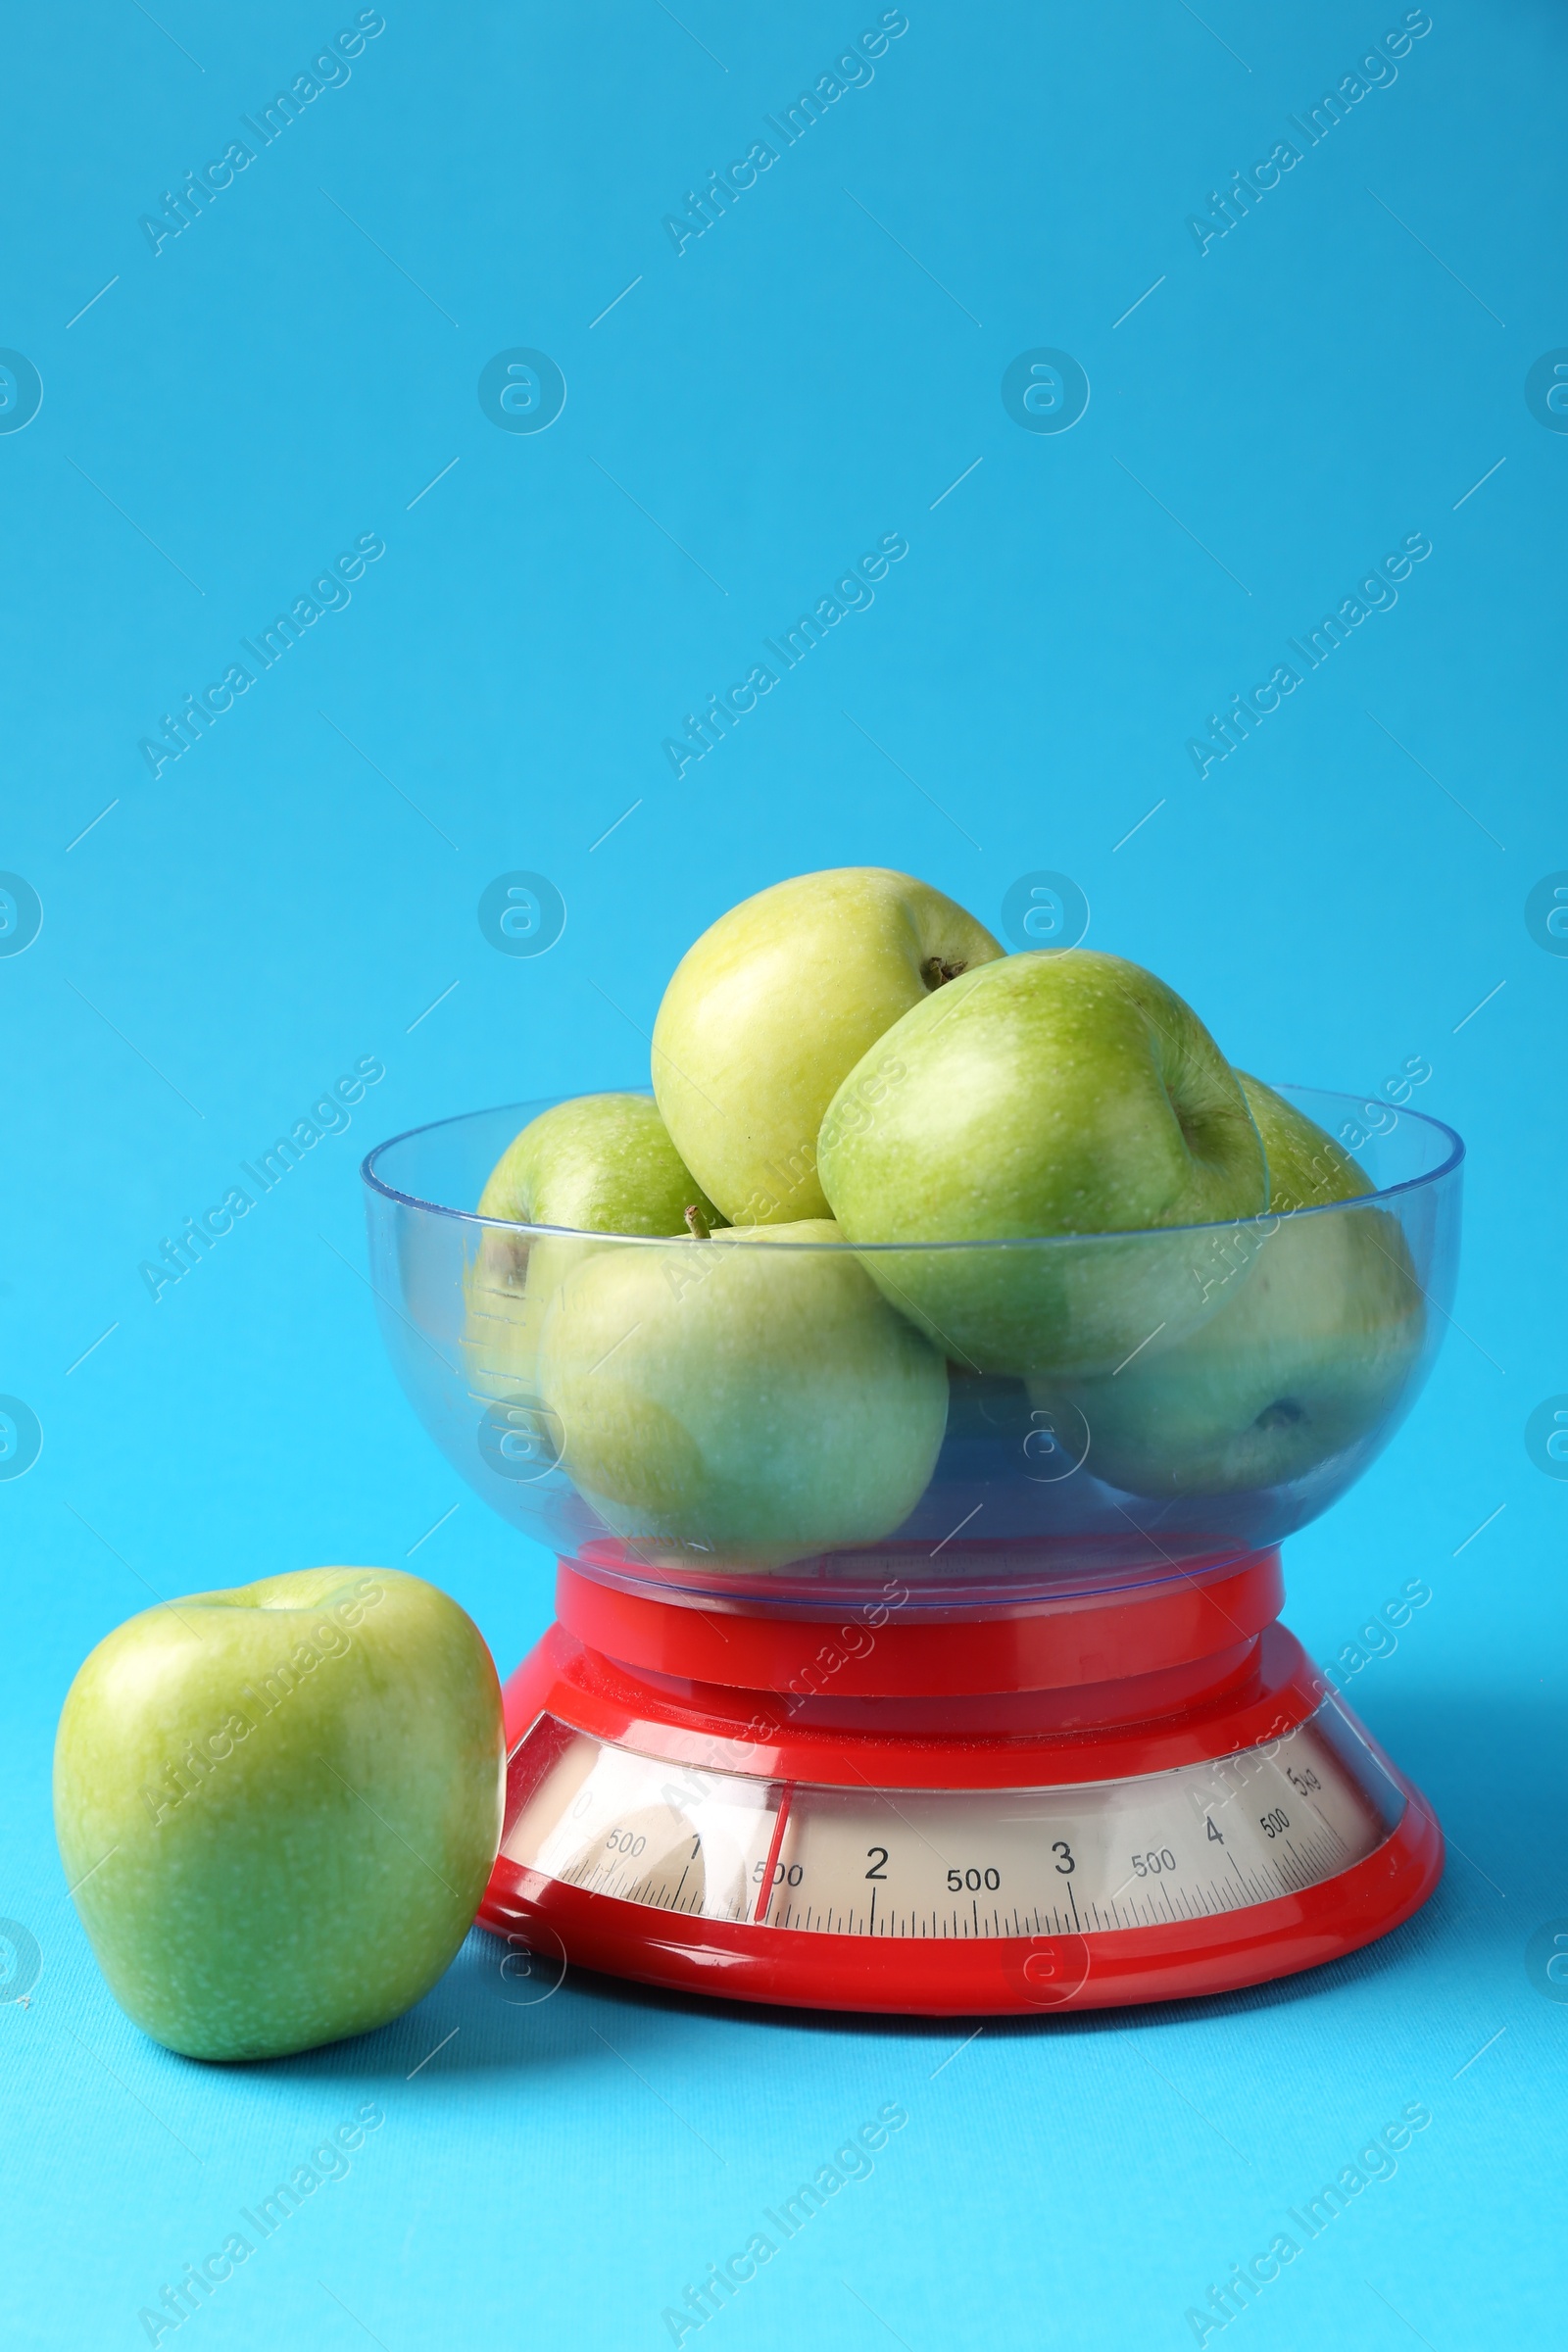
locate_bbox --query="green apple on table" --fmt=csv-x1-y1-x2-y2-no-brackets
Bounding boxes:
55,1567,505,2061
466,1093,723,1403
651,867,1003,1227
816,947,1268,1379
1033,1075,1427,1496
536,1218,949,1569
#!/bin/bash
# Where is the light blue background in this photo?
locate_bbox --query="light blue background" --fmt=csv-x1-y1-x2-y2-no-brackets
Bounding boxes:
2,2,1563,2344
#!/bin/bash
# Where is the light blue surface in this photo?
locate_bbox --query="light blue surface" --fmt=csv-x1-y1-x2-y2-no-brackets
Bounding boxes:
2,3,1563,2344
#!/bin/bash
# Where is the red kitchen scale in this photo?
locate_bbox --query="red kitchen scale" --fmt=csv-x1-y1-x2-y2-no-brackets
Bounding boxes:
363,1087,1462,2017
474,1543,1439,2015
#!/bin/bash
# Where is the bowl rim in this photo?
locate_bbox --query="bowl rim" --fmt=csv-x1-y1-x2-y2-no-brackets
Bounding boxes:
360,1085,1465,1250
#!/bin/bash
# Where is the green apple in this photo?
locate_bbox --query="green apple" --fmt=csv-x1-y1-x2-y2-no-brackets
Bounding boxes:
816,949,1267,1379
651,868,1004,1226
1034,1084,1425,1495
1238,1069,1368,1211
536,1220,949,1569
466,1094,724,1404
476,1093,724,1235
55,1567,505,2061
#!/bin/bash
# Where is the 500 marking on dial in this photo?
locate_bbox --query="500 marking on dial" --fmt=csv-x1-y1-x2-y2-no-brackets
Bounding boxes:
498,1704,1402,1940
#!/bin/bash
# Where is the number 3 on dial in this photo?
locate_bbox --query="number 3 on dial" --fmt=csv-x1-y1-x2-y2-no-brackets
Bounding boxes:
1053,1840,1075,1875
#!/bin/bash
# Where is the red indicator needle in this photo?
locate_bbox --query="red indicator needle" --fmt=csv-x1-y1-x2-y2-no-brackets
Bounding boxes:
752,1785,795,1924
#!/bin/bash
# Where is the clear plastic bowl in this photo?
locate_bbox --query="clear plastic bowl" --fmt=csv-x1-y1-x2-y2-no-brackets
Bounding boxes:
361,1088,1461,1613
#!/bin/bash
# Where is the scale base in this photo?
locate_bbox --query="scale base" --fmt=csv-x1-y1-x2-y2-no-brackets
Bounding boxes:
478,1559,1443,2016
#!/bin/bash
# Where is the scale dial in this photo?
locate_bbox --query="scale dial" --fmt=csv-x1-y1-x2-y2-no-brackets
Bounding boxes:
498,1697,1403,1942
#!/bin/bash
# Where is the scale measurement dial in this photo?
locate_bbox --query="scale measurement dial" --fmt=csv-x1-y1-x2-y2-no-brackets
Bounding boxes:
498,1699,1403,1941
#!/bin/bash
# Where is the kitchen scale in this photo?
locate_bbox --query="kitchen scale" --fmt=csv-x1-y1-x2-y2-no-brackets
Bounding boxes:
363,1086,1461,2016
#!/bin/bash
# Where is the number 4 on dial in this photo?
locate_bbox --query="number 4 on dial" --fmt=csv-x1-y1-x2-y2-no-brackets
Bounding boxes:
1206,1816,1225,1845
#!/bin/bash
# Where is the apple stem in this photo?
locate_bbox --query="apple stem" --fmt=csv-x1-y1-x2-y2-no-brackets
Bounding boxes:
683,1204,710,1241
921,956,967,991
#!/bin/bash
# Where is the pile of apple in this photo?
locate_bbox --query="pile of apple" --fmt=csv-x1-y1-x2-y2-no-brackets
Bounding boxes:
467,867,1423,1566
